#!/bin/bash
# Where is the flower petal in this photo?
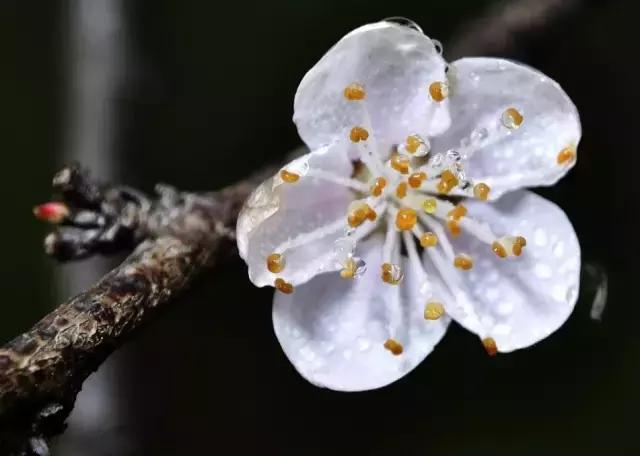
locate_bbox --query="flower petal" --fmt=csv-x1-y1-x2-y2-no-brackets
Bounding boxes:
448,190,580,352
433,58,581,199
273,234,450,391
294,21,450,154
237,142,365,287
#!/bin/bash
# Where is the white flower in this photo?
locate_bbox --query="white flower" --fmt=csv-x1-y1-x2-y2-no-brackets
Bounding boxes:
236,20,581,391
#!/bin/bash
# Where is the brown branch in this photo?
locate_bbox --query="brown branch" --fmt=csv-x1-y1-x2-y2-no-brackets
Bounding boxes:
0,0,584,453
0,166,263,455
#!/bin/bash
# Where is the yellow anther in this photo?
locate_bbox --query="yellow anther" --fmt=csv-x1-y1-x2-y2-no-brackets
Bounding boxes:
473,182,491,201
454,254,473,270
501,107,524,129
347,201,375,228
492,241,507,258
405,135,423,154
266,253,285,273
424,301,445,320
395,182,408,199
429,81,449,102
436,169,459,194
381,262,404,285
390,153,410,174
396,207,418,231
274,278,294,294
482,337,498,356
343,82,366,101
422,198,437,214
408,171,427,188
512,236,527,256
447,204,467,221
420,232,438,248
447,219,461,238
349,126,369,143
557,147,576,165
340,257,356,279
370,176,387,197
383,338,404,355
280,169,300,183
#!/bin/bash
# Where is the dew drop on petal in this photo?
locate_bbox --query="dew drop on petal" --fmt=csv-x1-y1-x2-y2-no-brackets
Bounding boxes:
383,16,423,33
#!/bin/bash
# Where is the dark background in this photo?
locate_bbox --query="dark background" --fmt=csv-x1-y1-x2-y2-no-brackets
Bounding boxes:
1,0,638,454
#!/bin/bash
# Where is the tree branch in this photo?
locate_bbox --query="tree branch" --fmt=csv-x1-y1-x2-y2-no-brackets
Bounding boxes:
0,0,584,453
0,166,264,455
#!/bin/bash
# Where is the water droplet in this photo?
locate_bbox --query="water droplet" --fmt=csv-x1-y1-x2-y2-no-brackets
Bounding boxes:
334,237,356,264
496,301,514,316
446,149,462,163
351,256,367,278
534,263,552,279
552,241,565,258
469,71,480,82
534,228,548,247
357,337,371,352
432,39,443,55
383,16,423,33
470,127,489,144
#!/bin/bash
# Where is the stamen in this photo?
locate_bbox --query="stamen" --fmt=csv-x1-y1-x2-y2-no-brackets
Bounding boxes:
395,182,408,198
381,262,404,285
274,278,294,294
349,126,369,143
343,82,366,101
429,81,449,102
266,253,285,273
280,170,300,183
370,176,387,197
501,107,524,129
408,172,427,188
340,256,366,279
447,219,461,238
390,153,410,174
424,301,445,320
436,170,459,194
453,254,473,270
395,207,418,231
447,204,467,221
482,337,498,356
492,235,527,257
422,198,437,214
473,182,491,201
557,147,576,165
419,232,438,248
492,241,507,258
347,201,376,228
403,134,430,157
513,236,527,256
383,338,403,355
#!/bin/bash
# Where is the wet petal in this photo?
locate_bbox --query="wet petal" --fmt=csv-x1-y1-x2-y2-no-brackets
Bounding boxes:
237,142,364,287
273,234,450,391
449,190,580,352
433,58,580,199
294,21,450,154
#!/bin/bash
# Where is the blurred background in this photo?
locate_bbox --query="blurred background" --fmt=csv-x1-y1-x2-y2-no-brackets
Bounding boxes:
1,0,637,454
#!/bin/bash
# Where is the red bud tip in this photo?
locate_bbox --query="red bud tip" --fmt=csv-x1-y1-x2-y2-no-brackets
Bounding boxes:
33,202,69,223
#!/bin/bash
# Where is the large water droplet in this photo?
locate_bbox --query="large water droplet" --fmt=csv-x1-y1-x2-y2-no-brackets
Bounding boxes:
383,16,423,33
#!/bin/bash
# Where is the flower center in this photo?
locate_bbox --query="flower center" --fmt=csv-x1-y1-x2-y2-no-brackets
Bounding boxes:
266,80,549,355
